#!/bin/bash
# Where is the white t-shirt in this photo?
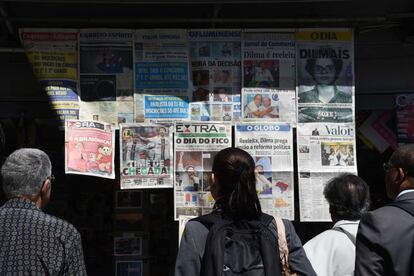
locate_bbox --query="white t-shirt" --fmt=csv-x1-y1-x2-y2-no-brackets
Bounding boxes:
304,220,359,276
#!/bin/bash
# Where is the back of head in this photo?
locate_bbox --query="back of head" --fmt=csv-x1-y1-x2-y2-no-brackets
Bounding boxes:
390,144,414,178
1,148,51,199
323,173,370,221
212,147,261,220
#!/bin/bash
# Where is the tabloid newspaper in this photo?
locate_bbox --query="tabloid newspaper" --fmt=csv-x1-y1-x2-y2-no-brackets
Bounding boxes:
188,29,241,122
242,30,296,123
65,120,115,179
296,29,354,124
120,124,173,189
135,29,190,122
297,123,357,221
235,123,295,220
19,28,80,126
79,29,134,126
174,123,232,220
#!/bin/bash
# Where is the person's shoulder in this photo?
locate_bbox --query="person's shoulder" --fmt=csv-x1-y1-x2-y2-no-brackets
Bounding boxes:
334,88,352,102
42,213,80,237
298,88,318,102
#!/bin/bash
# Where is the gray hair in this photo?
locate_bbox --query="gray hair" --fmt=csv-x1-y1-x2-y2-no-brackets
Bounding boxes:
1,148,51,199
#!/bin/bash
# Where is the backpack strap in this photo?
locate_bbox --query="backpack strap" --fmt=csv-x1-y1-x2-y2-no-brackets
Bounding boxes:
388,201,414,217
332,227,356,246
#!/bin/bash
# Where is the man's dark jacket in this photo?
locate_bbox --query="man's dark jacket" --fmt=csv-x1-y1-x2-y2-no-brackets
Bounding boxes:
355,192,414,276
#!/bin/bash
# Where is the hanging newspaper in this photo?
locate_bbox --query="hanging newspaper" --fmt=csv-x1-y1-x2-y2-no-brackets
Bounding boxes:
135,29,190,122
120,124,173,189
19,29,79,126
174,123,232,220
79,29,134,126
296,29,354,123
242,30,296,123
188,29,241,122
396,94,414,145
297,123,357,221
235,123,294,220
65,120,115,179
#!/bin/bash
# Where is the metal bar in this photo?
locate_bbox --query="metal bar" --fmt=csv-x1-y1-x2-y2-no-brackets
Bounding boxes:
0,16,387,24
0,0,350,3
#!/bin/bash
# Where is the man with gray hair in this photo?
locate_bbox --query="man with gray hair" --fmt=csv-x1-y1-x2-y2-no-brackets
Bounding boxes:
0,148,87,275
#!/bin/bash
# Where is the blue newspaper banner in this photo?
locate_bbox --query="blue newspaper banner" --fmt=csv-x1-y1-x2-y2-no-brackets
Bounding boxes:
236,123,291,132
144,95,189,119
136,62,189,89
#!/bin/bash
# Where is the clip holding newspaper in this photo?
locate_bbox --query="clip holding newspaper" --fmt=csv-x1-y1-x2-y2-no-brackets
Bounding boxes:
174,122,232,220
235,123,295,220
65,120,115,179
120,124,173,189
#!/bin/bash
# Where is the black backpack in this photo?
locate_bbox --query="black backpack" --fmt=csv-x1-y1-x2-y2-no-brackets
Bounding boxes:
192,212,282,276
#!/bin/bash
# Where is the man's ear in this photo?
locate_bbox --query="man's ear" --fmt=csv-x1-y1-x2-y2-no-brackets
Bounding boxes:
41,179,51,196
397,168,406,183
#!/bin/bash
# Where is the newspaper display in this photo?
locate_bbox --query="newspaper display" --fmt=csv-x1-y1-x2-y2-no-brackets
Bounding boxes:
296,29,354,123
395,94,414,145
120,124,173,189
242,30,296,123
135,29,190,121
19,29,80,125
65,120,115,179
79,29,134,126
235,123,294,220
188,30,241,122
174,123,232,220
297,123,357,221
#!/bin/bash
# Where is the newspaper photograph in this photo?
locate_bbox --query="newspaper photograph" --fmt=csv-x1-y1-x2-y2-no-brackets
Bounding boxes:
79,29,134,126
242,30,296,123
120,124,173,189
174,123,232,220
135,29,190,121
396,94,414,145
297,123,357,172
188,29,241,121
296,29,354,123
19,29,80,126
114,232,143,256
235,123,294,220
298,172,346,221
65,120,115,179
115,260,143,276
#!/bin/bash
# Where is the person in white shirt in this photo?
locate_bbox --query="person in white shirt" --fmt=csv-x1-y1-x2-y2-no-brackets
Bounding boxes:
304,174,370,276
253,61,274,82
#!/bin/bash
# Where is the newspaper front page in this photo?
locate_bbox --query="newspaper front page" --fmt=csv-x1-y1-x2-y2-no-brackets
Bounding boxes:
296,29,354,124
174,123,232,220
242,30,296,123
65,120,115,179
235,123,294,220
79,29,134,126
120,124,173,189
20,29,80,126
188,29,241,122
135,29,190,122
297,123,357,221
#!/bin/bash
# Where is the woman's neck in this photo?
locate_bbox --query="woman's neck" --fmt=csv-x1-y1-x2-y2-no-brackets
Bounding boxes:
316,85,336,103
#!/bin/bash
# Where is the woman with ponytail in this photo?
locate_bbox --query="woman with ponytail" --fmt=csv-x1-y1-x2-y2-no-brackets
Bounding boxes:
175,147,315,276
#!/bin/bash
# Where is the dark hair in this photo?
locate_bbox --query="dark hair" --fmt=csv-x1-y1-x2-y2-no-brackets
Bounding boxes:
390,144,414,177
323,173,370,220
305,49,343,80
212,147,261,220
